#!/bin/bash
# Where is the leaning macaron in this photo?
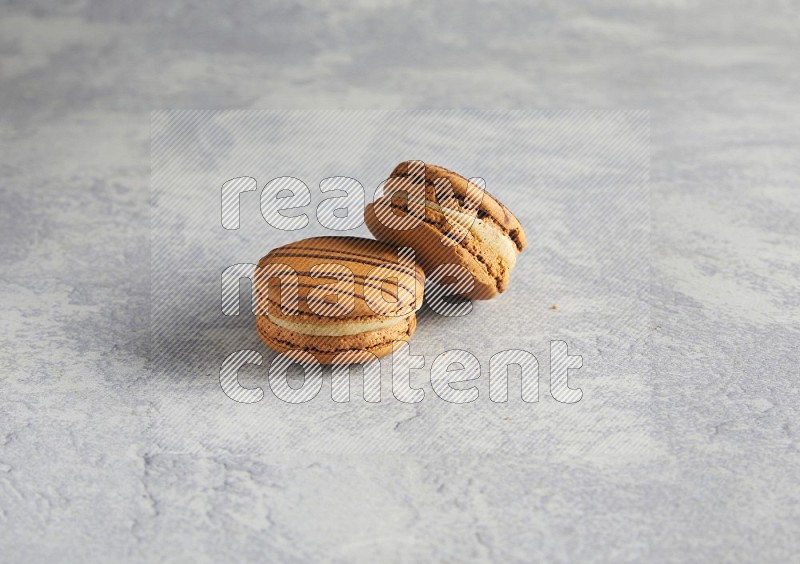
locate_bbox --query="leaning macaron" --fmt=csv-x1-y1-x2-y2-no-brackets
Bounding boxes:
364,161,526,300
255,236,424,364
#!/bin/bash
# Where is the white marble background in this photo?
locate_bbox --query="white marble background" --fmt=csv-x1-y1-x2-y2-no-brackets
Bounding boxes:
1,1,799,562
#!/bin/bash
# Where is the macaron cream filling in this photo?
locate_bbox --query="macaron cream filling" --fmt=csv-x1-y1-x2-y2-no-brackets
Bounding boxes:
388,193,519,269
266,311,412,337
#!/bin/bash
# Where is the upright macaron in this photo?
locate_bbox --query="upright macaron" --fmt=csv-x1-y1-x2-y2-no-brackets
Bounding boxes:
255,236,425,364
364,161,526,300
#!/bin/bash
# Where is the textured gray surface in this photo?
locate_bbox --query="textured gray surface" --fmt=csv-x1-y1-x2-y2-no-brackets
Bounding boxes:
1,1,799,562
150,109,649,455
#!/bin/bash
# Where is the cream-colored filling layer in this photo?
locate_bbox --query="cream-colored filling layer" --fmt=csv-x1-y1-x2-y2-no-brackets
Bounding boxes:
442,206,518,269
392,194,519,269
267,312,410,337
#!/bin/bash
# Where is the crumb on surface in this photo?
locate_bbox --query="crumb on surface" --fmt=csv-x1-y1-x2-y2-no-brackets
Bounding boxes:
550,304,558,310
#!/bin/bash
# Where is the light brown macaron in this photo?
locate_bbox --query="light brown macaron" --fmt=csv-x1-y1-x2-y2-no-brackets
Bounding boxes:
364,161,527,300
255,236,425,364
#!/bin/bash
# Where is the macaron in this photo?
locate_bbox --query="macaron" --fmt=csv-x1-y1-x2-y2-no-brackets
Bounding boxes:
364,161,526,300
255,236,425,364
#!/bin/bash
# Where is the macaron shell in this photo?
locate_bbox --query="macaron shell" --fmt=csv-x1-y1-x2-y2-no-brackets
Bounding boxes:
256,236,425,323
390,161,527,252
